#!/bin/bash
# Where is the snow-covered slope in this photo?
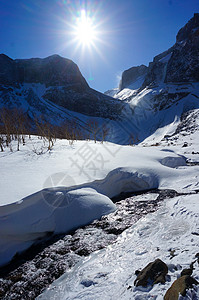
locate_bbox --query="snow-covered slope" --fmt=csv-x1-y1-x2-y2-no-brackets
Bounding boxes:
104,14,199,145
0,136,191,267
39,193,199,300
0,54,123,123
37,117,199,300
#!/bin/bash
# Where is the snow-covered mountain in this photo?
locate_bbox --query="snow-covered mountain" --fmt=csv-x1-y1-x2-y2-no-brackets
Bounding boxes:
1,13,199,300
1,14,199,145
0,54,123,123
105,13,199,144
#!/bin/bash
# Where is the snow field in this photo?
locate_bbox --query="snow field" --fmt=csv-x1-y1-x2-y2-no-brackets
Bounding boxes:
39,193,199,300
0,187,116,266
0,137,195,269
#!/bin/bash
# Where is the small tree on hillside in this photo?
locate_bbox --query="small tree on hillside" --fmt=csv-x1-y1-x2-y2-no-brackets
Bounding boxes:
101,123,109,143
87,119,99,143
0,108,12,147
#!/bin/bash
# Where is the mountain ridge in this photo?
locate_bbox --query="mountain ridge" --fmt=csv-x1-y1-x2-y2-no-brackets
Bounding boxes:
104,13,199,144
1,14,199,145
0,54,123,121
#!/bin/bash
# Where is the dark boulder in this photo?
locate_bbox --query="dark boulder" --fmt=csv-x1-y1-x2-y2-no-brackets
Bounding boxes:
181,268,193,277
164,275,199,300
134,258,168,287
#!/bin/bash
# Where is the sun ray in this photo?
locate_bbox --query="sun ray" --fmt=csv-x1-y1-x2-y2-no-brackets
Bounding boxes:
72,9,97,46
53,2,114,75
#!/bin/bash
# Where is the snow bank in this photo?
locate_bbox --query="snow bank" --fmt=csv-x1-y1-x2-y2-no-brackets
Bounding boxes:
0,139,188,206
0,187,116,267
92,167,159,198
39,193,199,300
0,139,189,267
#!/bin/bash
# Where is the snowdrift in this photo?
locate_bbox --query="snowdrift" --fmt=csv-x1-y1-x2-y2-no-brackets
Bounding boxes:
0,140,188,267
39,193,199,300
0,187,116,267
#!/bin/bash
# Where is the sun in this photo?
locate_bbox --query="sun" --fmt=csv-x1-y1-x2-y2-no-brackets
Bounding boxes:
74,9,97,46
60,4,109,65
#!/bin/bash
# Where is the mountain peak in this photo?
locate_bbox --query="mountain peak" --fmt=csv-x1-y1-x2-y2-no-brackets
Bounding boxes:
176,13,199,43
119,65,148,90
0,54,88,87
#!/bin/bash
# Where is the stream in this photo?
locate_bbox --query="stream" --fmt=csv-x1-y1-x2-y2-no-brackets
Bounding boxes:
0,189,190,299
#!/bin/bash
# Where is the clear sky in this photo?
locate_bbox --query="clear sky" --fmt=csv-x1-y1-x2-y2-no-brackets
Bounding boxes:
0,0,198,92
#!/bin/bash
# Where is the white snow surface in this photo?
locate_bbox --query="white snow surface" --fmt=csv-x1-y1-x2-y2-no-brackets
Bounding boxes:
0,187,116,267
37,129,199,300
39,193,199,300
0,137,191,267
1,128,199,300
0,138,187,205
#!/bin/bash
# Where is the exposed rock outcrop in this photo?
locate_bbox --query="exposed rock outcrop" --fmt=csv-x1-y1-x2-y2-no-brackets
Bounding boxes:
0,54,123,119
164,275,198,300
0,54,88,88
116,13,199,92
134,258,168,287
166,13,199,83
119,64,147,90
142,13,199,88
142,47,173,88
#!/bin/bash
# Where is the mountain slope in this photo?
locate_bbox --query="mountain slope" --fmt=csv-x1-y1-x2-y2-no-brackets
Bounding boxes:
106,13,199,145
0,54,123,121
1,15,199,145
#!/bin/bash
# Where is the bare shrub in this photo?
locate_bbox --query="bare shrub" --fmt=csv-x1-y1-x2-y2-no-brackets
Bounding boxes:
101,123,109,143
87,119,100,143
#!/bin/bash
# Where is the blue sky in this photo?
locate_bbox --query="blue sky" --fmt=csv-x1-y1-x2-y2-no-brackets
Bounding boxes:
0,0,198,92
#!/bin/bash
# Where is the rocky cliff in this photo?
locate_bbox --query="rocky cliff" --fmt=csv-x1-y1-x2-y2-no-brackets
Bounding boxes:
0,54,122,120
105,14,199,144
119,65,148,90
0,54,88,88
142,13,199,88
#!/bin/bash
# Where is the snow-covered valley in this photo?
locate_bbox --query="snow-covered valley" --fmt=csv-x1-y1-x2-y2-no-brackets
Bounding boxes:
1,12,199,300
0,121,199,299
0,136,189,265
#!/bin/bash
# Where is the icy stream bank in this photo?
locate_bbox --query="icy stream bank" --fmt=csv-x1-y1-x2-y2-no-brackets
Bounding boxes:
0,189,181,300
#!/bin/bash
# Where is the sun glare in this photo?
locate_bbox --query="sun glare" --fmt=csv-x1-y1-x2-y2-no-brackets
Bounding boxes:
60,3,109,64
74,9,97,46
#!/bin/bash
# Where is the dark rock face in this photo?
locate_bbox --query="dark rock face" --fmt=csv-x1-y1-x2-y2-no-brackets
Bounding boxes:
164,275,199,300
119,65,148,90
134,258,168,287
142,13,199,88
42,86,122,118
142,48,173,88
166,14,199,83
176,13,199,43
0,54,16,85
0,54,122,119
0,54,88,88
